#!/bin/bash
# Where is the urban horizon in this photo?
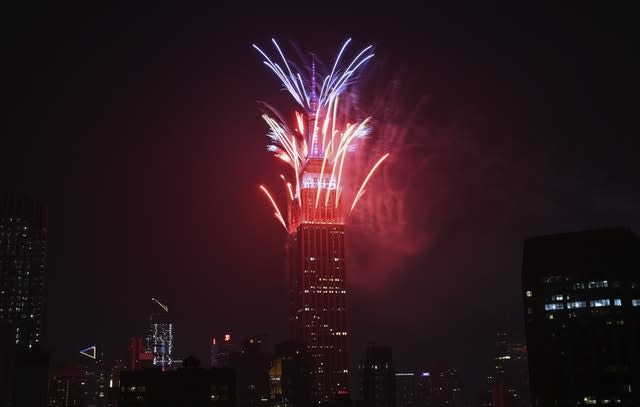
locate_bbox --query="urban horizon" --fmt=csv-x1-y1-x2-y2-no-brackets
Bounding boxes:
2,4,639,407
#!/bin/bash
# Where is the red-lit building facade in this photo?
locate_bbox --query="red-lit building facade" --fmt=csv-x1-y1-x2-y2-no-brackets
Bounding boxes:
288,158,350,404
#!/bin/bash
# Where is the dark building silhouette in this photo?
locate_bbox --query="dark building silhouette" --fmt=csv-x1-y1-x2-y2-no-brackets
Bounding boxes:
395,371,431,407
431,367,462,407
522,228,640,406
489,333,530,407
211,333,237,368
0,193,47,349
0,193,49,406
49,364,86,407
229,334,272,407
396,372,431,407
289,159,350,403
118,364,236,406
128,337,153,371
358,345,395,407
269,341,313,407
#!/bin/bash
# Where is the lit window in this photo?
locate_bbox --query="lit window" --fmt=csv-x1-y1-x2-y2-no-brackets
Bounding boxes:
544,303,564,311
588,280,608,289
552,294,564,301
573,282,585,289
526,290,532,297
614,299,622,307
632,299,640,307
590,299,610,308
567,301,587,309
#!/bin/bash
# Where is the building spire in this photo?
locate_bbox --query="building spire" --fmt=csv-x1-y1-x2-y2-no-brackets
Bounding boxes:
310,54,318,112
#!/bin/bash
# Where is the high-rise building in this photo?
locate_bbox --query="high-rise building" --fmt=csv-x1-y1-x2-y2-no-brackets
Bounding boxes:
522,228,640,406
288,157,349,404
0,193,49,406
0,193,47,349
229,334,272,407
128,336,154,371
48,364,86,407
395,371,431,407
489,332,530,407
269,341,313,407
146,297,173,370
358,345,396,407
118,364,236,406
211,333,237,368
431,367,462,407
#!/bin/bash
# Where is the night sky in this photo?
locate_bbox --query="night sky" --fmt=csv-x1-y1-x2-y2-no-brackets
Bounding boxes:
3,4,639,396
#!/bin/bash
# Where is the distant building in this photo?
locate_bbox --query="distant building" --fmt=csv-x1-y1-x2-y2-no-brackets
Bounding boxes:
118,365,236,406
269,341,313,407
522,228,640,406
489,333,530,407
145,298,173,370
129,337,153,371
0,193,49,406
49,364,86,407
359,345,396,407
211,333,237,368
395,371,431,407
229,334,272,407
0,193,47,349
431,367,462,407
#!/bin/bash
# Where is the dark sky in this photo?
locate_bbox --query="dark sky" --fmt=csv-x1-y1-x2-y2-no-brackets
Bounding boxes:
3,3,639,396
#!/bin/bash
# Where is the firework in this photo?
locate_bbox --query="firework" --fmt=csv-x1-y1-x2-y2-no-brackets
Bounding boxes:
254,38,389,230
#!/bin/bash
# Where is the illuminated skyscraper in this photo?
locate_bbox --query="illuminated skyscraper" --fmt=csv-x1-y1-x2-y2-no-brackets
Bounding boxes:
146,298,173,370
0,193,47,350
253,39,382,405
288,158,349,404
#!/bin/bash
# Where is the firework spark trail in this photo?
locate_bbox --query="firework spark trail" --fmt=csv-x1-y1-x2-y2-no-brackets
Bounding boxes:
254,38,390,230
350,153,391,213
259,185,288,232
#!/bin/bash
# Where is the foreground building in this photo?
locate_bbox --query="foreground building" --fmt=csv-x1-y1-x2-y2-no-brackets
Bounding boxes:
522,228,640,406
119,364,236,406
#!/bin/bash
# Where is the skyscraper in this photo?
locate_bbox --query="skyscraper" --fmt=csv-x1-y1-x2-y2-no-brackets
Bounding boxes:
489,332,530,407
0,193,47,349
358,345,396,407
288,158,349,404
522,228,640,406
253,39,379,404
146,297,174,370
395,371,431,407
431,367,463,407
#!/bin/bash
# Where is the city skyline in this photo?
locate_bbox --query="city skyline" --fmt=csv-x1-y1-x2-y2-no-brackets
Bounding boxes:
3,3,640,397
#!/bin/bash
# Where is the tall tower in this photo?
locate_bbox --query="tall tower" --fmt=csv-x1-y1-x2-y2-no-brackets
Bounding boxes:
253,38,378,405
0,193,47,350
288,158,349,403
146,297,174,370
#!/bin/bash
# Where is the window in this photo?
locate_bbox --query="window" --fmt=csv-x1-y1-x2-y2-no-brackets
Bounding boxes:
632,299,640,307
545,303,564,311
526,290,532,297
614,299,622,307
573,282,585,289
590,299,610,308
588,280,608,289
567,301,587,309
552,294,564,301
